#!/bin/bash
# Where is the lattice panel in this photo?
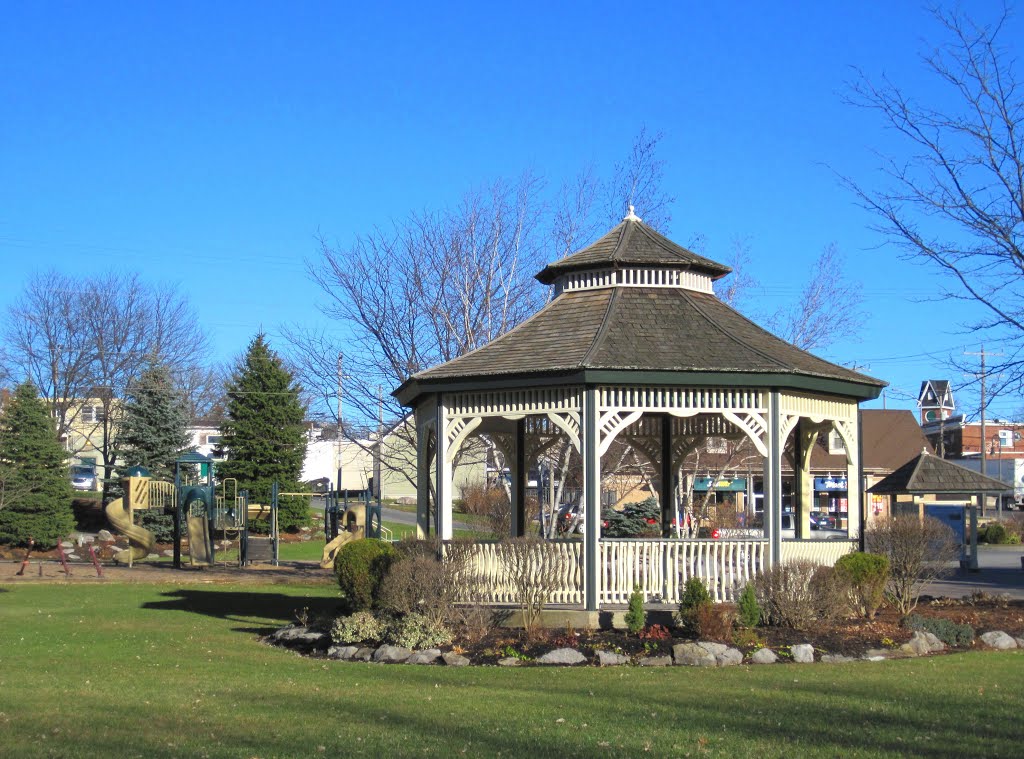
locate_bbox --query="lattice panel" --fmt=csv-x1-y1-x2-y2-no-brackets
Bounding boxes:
447,387,583,418
779,392,856,423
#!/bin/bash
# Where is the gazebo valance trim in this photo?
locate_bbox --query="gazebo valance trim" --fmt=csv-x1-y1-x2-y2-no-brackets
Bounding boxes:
396,369,883,406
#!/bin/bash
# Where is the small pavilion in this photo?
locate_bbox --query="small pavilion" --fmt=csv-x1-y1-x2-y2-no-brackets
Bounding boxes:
395,210,885,610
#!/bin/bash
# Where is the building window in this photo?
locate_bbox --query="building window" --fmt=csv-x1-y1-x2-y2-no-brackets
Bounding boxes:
80,406,105,423
206,434,222,445
828,430,846,454
705,437,728,454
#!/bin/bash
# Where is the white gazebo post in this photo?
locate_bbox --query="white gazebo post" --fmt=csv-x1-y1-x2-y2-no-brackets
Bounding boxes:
415,409,432,539
583,386,601,611
766,390,783,565
434,395,453,541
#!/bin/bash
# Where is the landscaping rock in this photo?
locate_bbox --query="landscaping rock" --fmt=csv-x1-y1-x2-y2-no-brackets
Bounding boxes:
61,541,73,549
639,655,673,667
595,650,629,667
374,645,413,663
820,654,855,664
327,645,358,660
272,625,312,642
980,631,1018,650
406,649,442,665
67,553,80,561
97,530,114,542
354,647,375,661
162,550,175,557
862,649,893,661
791,644,815,664
749,648,778,665
673,642,716,667
497,657,522,667
442,652,470,667
901,631,945,656
538,648,586,665
697,641,728,657
1015,637,1024,649
715,647,743,667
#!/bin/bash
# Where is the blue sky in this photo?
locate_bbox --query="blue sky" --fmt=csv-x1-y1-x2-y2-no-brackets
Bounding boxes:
2,1,1019,420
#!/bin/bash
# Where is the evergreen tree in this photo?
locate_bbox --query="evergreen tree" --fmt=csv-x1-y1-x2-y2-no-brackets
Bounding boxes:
217,334,309,530
0,382,75,548
116,361,192,481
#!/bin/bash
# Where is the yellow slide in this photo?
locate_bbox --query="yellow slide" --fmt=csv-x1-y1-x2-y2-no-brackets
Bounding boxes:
320,531,359,569
105,496,156,563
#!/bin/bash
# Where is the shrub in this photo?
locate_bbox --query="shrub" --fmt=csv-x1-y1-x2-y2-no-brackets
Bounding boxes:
833,552,890,619
136,509,175,543
696,603,736,640
378,539,470,628
737,583,761,628
865,515,959,615
982,521,1020,545
330,611,386,644
624,587,646,636
333,538,397,614
386,612,454,649
678,577,712,635
902,613,975,647
277,493,313,532
754,560,844,630
503,536,566,639
458,482,511,537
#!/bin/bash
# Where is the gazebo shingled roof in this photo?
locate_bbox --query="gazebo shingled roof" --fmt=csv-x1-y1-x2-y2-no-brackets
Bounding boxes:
535,215,732,284
868,450,1011,495
397,214,885,405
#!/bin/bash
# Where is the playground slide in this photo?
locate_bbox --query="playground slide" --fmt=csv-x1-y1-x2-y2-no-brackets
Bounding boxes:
104,497,156,563
186,516,212,566
320,531,359,569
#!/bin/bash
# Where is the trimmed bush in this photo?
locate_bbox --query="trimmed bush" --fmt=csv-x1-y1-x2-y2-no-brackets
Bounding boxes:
737,583,762,628
865,514,959,615
833,552,890,619
754,560,845,630
624,587,646,636
678,577,712,635
386,612,454,649
136,509,175,543
903,613,975,647
696,603,736,640
330,611,386,644
333,538,397,614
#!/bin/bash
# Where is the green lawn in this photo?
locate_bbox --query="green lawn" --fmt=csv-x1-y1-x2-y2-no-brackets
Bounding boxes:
1,582,1022,758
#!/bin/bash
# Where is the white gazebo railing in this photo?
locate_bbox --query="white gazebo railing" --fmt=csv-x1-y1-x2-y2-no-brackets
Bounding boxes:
451,540,583,605
779,539,858,566
600,539,768,604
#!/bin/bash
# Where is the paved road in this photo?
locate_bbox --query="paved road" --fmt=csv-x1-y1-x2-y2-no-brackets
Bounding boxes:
928,545,1024,600
309,496,480,533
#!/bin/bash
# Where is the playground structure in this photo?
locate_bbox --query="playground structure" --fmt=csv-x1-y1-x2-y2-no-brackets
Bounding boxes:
104,454,287,568
320,490,384,568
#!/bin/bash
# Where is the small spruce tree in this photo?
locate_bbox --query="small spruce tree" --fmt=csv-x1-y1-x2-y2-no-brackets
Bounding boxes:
0,382,75,548
624,586,647,636
737,583,762,628
116,361,192,480
216,334,310,530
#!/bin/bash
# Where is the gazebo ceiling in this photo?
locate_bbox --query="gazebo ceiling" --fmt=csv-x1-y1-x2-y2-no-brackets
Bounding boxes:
396,214,886,406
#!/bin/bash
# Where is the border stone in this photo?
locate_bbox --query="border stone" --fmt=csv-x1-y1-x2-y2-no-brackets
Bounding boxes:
354,647,375,661
328,645,358,660
980,631,1017,650
407,649,442,665
374,645,413,663
442,652,470,667
820,654,855,663
497,657,522,666
750,648,778,664
595,650,629,666
673,642,716,667
538,648,586,665
639,655,672,667
716,647,743,666
791,644,814,663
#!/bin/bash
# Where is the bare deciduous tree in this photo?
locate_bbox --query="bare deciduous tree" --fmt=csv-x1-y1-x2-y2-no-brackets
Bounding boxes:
2,271,209,499
845,5,1024,393
864,514,959,615
766,243,865,352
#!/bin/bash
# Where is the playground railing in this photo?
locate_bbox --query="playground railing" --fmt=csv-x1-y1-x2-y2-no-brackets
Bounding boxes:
148,480,177,511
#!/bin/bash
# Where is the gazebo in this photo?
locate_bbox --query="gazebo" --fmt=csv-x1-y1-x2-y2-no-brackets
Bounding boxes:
395,210,885,610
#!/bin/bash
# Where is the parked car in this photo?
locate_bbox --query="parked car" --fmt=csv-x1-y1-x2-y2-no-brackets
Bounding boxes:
70,465,98,492
556,502,584,534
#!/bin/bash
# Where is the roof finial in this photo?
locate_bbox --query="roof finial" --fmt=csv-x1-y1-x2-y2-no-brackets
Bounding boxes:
624,205,641,222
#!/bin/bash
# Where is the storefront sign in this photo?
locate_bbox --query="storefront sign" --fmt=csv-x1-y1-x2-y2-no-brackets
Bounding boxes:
814,476,847,491
693,477,747,492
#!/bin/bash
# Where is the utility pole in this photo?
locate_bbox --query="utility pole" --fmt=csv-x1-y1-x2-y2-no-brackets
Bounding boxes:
965,345,1003,515
376,385,384,499
336,353,344,496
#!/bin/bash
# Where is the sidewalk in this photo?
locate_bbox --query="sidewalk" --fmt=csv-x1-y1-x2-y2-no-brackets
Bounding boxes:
927,545,1024,600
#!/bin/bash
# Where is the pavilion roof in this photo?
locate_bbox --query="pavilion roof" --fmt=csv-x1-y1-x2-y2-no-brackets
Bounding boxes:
398,286,885,401
868,451,1011,495
535,215,731,285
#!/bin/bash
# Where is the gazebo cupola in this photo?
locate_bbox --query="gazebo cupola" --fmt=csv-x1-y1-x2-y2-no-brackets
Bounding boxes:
396,210,886,612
